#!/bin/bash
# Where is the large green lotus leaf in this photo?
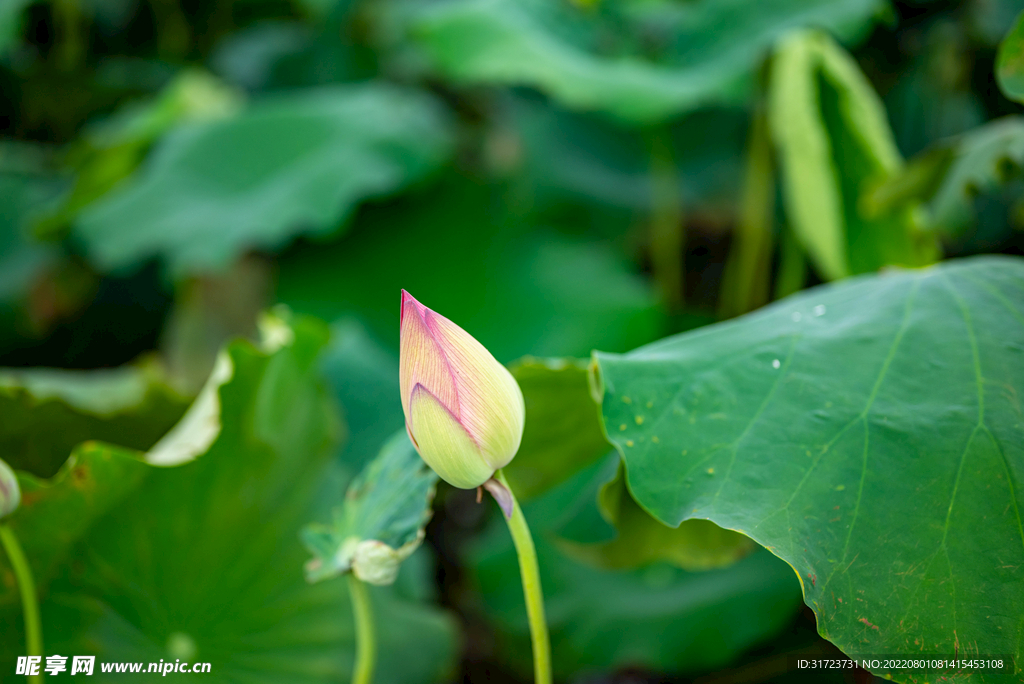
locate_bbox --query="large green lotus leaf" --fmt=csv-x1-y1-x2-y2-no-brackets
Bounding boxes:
0,355,186,609
402,0,888,123
35,70,242,240
1,315,457,683
590,256,1024,682
502,359,755,569
471,508,802,678
303,431,438,586
502,357,611,501
36,581,454,683
76,83,454,274
0,443,151,609
0,362,188,478
815,49,940,278
769,30,939,282
276,178,664,364
997,10,1024,104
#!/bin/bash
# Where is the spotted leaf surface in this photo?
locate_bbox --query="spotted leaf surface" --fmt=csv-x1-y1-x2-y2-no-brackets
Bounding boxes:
591,256,1024,683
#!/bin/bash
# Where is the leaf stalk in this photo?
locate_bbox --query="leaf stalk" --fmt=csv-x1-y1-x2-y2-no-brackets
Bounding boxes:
494,469,552,684
1,523,43,684
347,574,376,684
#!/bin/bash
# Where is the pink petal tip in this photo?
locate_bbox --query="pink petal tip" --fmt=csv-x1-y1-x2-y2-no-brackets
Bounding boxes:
400,289,427,325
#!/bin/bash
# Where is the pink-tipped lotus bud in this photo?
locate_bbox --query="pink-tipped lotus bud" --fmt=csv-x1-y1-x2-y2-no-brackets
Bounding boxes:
0,458,20,519
399,290,525,489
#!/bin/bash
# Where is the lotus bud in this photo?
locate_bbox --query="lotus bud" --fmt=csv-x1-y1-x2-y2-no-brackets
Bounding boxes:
399,290,525,491
0,458,20,519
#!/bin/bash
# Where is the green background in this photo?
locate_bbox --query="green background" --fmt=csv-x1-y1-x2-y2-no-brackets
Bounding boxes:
1,0,1023,682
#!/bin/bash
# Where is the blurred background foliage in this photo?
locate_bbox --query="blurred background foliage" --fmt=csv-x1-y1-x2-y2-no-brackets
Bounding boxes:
0,0,1022,681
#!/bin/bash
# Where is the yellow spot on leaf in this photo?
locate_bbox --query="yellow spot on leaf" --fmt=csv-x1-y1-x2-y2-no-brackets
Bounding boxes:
635,416,644,425
651,435,659,443
621,396,632,404
706,468,715,475
626,440,634,447
619,424,627,431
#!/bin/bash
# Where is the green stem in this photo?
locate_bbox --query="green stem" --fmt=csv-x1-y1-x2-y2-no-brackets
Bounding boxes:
151,0,191,60
347,574,375,684
648,127,685,312
719,106,775,319
1,524,43,684
495,470,552,684
53,0,84,73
